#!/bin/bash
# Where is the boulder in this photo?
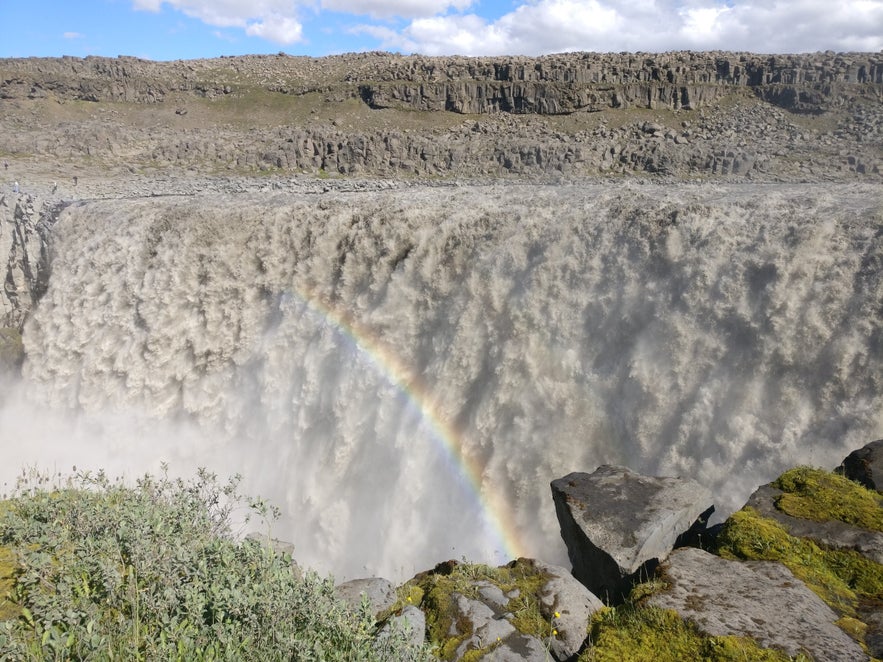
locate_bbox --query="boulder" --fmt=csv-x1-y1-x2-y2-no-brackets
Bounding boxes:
334,577,397,620
836,439,883,493
534,561,604,660
551,465,713,603
648,547,867,661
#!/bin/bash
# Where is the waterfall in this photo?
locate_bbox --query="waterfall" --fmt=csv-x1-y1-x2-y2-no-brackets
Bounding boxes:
2,182,881,580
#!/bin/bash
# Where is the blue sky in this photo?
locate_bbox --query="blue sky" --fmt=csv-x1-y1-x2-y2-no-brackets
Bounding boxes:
2,1,882,61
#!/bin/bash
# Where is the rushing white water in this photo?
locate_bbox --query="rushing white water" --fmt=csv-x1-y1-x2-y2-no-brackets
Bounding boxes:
2,182,882,581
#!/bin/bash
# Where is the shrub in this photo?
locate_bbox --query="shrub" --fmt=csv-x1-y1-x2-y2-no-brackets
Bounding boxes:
0,467,432,661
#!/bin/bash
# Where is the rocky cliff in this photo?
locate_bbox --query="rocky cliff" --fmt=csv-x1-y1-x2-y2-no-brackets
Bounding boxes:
0,194,57,330
1,51,881,182
3,51,881,113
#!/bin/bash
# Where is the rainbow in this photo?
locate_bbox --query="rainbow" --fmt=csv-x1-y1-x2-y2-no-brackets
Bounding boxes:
287,285,525,563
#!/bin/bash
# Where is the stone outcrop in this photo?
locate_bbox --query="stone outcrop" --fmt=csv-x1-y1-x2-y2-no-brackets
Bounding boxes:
335,577,397,620
837,439,883,493
1,51,881,181
0,194,58,330
647,547,867,661
3,51,880,114
533,561,604,661
550,465,713,603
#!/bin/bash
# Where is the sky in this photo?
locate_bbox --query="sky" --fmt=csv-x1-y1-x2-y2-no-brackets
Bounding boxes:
1,1,882,61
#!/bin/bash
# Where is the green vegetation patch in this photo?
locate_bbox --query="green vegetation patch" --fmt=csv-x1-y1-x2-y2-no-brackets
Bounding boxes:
0,468,431,661
0,543,19,622
715,507,883,619
404,558,552,661
773,466,883,531
583,605,805,662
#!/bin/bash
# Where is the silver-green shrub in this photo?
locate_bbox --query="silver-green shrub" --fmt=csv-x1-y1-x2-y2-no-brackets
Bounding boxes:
0,467,432,661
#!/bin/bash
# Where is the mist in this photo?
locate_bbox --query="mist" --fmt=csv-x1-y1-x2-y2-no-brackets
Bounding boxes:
2,182,881,581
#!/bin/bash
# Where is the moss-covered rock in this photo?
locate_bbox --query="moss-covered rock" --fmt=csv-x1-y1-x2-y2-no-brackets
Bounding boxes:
773,467,883,531
715,466,883,658
584,604,806,662
405,559,554,660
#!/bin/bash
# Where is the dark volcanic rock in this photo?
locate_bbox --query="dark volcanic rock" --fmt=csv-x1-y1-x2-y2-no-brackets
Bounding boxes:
836,439,883,493
648,547,868,661
551,465,713,603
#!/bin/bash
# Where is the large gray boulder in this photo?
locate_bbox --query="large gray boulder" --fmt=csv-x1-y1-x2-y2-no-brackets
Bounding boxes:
335,577,397,620
648,547,868,661
551,465,713,603
836,439,883,493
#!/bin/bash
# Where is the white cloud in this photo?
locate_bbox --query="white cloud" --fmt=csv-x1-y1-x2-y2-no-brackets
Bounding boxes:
132,0,883,53
322,0,474,19
246,14,305,43
63,32,85,40
131,0,309,44
363,0,883,55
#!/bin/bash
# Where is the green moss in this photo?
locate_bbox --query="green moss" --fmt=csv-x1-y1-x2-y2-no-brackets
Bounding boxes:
583,605,804,661
627,578,670,603
835,616,867,643
406,559,553,661
773,466,883,532
715,507,883,618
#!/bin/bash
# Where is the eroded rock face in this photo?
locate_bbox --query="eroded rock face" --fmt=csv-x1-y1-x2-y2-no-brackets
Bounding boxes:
4,51,879,114
837,439,883,493
551,465,713,603
0,194,55,329
648,547,868,662
2,52,882,181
